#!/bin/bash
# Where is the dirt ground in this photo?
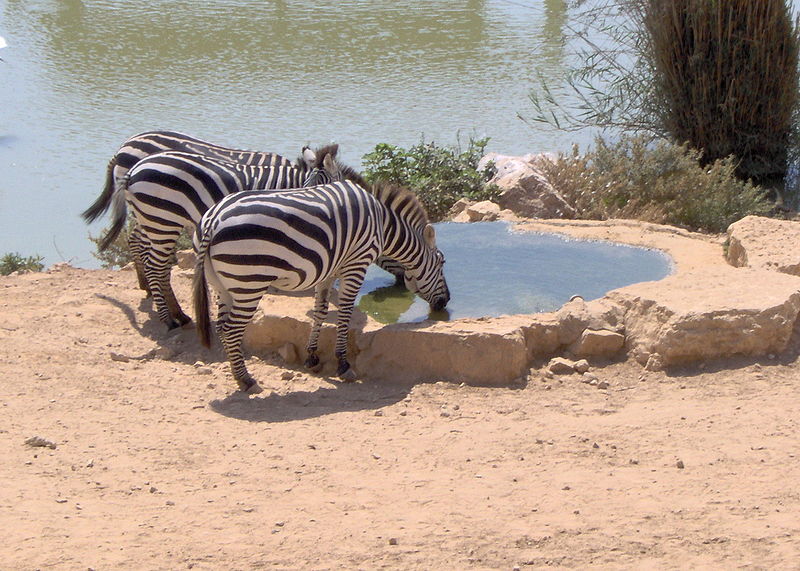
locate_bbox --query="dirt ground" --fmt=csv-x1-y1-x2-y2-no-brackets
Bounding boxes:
2,263,799,570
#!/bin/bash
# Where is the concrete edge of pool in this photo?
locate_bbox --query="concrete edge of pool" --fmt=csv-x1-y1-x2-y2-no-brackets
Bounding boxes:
236,218,800,386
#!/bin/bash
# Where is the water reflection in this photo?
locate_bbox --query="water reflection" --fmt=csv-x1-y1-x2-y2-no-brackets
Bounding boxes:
356,222,672,324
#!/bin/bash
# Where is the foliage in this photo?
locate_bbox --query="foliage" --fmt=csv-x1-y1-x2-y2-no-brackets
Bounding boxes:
361,136,500,221
540,135,772,233
0,252,44,275
526,0,800,190
642,0,799,188
89,216,193,269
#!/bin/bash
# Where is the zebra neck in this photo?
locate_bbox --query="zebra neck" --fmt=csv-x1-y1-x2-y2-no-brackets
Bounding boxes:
380,215,423,268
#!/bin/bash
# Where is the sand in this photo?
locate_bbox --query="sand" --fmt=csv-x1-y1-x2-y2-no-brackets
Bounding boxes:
1,263,799,570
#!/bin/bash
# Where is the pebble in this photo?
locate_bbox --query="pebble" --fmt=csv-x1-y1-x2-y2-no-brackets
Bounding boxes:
388,538,398,546
280,371,295,381
676,459,685,469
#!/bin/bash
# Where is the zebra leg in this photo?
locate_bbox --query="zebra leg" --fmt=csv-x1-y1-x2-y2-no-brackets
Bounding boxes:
332,268,369,382
142,249,183,330
216,301,262,393
304,279,334,373
128,226,152,296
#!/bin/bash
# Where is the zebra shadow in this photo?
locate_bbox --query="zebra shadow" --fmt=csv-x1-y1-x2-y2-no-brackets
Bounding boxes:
208,381,410,423
95,292,210,365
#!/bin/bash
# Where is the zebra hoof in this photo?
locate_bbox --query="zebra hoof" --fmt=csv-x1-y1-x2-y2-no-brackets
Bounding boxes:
337,363,357,382
236,376,263,394
176,312,192,326
305,354,323,373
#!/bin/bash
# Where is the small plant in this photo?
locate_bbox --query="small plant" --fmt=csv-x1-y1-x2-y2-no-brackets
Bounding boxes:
1,252,45,275
362,136,500,221
540,135,772,233
90,216,193,269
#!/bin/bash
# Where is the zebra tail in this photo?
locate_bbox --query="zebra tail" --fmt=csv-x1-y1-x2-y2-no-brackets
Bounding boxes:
96,173,130,251
82,157,117,223
193,227,213,349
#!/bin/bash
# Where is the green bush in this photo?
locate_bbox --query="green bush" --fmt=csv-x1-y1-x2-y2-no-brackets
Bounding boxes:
90,216,193,269
1,252,44,275
362,137,500,221
540,135,772,233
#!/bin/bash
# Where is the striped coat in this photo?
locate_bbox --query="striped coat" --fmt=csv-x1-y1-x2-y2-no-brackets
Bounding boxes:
193,180,450,392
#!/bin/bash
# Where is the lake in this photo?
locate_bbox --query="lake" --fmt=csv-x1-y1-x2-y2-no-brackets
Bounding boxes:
0,0,595,267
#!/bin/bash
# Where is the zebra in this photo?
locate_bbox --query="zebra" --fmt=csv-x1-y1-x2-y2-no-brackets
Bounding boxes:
92,144,363,329
82,130,294,294
82,130,292,226
193,179,450,393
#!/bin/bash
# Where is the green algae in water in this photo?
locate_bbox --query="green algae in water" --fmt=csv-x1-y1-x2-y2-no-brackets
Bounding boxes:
356,221,673,324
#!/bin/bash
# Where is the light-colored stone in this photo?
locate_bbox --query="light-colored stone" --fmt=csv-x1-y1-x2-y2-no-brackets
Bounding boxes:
480,153,576,219
277,342,299,365
175,249,195,270
609,266,800,367
569,329,626,358
547,357,576,374
726,215,800,276
466,200,501,222
573,359,590,373
447,198,472,218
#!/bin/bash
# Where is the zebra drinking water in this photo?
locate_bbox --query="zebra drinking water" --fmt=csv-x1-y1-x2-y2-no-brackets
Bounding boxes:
90,145,363,329
193,180,450,393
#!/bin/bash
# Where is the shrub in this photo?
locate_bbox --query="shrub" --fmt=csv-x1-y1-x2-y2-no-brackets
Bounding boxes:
643,0,799,188
540,135,772,233
526,0,800,193
361,136,500,221
89,216,193,269
1,252,45,275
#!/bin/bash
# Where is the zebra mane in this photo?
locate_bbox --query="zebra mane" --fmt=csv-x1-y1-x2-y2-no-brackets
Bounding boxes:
300,144,369,188
368,180,429,229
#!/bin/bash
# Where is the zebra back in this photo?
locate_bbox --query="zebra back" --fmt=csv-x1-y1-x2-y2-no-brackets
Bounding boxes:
83,130,290,224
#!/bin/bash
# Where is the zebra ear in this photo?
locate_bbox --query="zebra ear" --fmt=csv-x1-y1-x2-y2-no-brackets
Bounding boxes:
323,153,340,178
423,224,436,247
302,147,317,168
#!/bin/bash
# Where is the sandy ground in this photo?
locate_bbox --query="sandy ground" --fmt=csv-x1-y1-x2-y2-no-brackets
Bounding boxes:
2,263,800,570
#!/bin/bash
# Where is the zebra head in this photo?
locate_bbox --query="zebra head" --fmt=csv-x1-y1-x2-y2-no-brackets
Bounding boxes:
300,144,369,188
403,224,450,312
301,144,340,187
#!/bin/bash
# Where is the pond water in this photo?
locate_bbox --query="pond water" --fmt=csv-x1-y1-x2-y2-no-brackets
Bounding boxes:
0,0,598,268
356,222,673,323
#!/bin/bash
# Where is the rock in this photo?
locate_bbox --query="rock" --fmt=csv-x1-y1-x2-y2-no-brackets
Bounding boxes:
581,372,598,384
465,200,501,222
277,343,299,365
676,459,685,469
569,329,625,359
175,249,196,270
109,352,130,363
25,436,57,449
596,380,610,390
573,359,590,373
547,357,576,375
479,152,576,219
495,169,576,219
726,216,800,276
608,266,800,368
447,197,472,219
280,371,295,381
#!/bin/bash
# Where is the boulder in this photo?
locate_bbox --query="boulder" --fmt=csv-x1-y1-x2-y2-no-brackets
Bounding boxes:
608,266,800,367
465,200,500,221
481,153,576,219
726,215,800,276
569,329,626,358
